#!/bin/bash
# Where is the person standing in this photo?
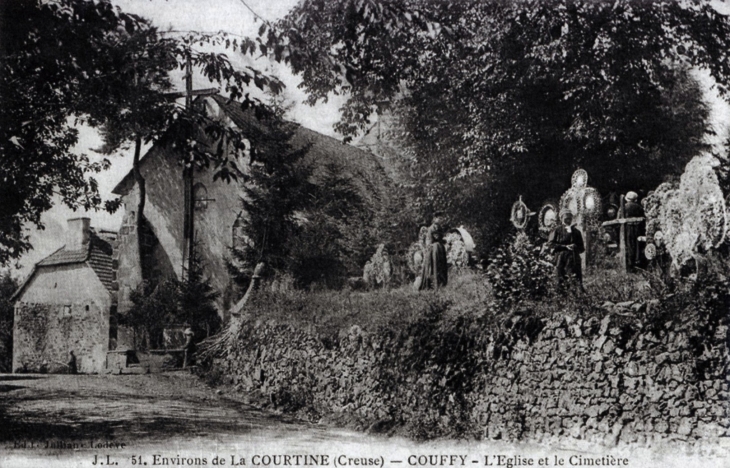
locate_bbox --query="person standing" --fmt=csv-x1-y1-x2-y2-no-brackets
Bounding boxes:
624,191,645,270
418,225,448,290
547,210,585,289
67,350,77,375
183,328,195,368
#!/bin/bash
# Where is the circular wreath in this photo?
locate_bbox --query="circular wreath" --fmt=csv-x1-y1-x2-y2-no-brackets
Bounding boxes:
407,241,425,274
571,169,588,189
418,226,429,245
538,201,559,237
581,187,603,226
510,199,530,230
559,187,580,218
645,243,657,261
444,232,469,268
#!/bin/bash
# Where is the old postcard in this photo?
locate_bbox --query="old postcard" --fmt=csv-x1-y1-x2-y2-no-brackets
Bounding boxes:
1,1,729,468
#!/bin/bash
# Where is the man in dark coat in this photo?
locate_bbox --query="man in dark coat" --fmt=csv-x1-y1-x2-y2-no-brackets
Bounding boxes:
418,225,448,290
624,191,645,270
67,350,77,375
548,210,585,289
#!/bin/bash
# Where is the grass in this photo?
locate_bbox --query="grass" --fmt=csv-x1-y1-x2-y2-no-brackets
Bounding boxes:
241,258,717,344
245,269,491,336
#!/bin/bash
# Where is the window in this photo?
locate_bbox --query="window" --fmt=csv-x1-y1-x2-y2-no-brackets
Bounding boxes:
193,183,210,211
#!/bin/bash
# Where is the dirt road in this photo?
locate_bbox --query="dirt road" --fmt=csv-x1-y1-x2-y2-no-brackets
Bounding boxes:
0,372,307,443
0,373,726,468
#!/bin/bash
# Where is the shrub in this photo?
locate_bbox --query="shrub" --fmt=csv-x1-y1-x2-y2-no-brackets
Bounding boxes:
485,232,553,310
122,245,220,349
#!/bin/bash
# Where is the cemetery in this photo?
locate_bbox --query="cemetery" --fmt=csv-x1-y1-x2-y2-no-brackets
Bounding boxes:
1,0,729,460
205,153,729,447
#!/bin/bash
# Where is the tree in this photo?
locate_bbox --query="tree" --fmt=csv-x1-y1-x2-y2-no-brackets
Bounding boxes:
290,162,374,287
180,246,221,339
228,107,318,286
123,244,220,348
0,272,18,372
0,0,283,265
125,278,180,350
258,0,730,250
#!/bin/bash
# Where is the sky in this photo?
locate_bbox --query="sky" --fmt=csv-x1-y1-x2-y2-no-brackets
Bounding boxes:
11,0,730,278
14,0,347,278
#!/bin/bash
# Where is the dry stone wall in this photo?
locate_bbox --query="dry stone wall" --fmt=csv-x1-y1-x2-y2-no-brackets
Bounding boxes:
214,310,728,447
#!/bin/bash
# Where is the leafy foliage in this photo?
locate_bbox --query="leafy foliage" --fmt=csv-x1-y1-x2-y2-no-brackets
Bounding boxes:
485,232,553,310
180,247,221,339
0,0,284,264
122,245,219,349
288,162,374,288
125,278,180,350
0,272,18,372
226,93,402,289
258,0,727,251
228,110,318,286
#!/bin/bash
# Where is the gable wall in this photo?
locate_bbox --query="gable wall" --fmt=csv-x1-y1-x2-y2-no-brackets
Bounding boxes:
190,158,246,313
114,96,388,319
117,140,244,316
13,264,111,373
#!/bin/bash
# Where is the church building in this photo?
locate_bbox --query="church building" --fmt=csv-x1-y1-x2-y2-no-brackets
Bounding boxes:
12,94,385,372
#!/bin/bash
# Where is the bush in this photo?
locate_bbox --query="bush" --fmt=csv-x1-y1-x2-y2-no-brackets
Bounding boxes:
121,245,220,349
485,232,553,310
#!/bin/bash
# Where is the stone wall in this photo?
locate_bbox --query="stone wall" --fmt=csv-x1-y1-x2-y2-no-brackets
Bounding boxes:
115,142,244,316
13,265,111,373
213,310,728,448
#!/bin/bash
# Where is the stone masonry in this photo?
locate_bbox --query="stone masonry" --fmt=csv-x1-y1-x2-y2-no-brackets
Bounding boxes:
214,310,729,449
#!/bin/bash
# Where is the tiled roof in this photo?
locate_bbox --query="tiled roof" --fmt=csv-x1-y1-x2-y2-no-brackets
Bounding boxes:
87,233,115,293
210,94,388,196
37,246,87,266
19,230,116,297
112,94,388,196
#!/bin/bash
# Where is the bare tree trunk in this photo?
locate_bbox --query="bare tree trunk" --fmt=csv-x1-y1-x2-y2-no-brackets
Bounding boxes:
132,136,146,286
133,136,145,225
132,137,147,220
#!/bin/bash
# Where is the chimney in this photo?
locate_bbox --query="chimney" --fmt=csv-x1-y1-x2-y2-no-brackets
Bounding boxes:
66,218,91,251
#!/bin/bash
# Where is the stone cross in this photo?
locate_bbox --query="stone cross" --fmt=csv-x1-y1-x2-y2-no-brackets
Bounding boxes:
600,195,645,273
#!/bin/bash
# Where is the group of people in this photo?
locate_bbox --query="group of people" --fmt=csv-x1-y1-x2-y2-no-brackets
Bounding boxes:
416,191,644,293
546,191,645,289
414,208,589,293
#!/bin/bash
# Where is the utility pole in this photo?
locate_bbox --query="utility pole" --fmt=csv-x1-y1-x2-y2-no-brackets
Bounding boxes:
166,54,218,280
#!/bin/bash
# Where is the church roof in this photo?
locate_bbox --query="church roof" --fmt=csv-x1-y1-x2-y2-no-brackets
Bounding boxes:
13,230,116,300
112,94,387,197
210,94,385,184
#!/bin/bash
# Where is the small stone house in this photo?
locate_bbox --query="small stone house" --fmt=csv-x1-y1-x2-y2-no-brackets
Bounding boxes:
12,218,117,373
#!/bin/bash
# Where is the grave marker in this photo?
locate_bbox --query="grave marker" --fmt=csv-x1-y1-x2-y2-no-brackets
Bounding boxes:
559,169,602,272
